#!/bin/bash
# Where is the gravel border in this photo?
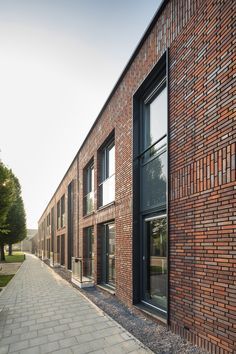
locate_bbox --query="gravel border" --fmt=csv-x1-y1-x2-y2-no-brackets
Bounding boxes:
43,260,208,354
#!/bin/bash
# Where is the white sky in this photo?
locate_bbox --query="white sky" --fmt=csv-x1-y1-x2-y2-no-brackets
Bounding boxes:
0,0,162,229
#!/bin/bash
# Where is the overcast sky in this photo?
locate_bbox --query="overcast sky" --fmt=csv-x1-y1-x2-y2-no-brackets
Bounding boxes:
0,0,162,229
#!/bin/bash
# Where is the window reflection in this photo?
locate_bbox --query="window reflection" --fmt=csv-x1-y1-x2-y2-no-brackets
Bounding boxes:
84,164,94,214
100,174,115,206
84,227,94,279
145,217,167,312
100,140,115,206
142,150,167,209
144,86,167,151
108,224,115,286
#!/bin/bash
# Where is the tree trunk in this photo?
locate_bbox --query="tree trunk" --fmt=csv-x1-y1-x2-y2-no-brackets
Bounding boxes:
0,243,5,262
8,244,12,256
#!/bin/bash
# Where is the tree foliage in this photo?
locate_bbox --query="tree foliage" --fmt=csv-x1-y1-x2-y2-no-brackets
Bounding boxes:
0,162,16,232
4,193,27,246
0,162,27,261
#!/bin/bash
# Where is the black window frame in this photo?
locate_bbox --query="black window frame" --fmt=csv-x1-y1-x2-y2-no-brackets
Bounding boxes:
132,51,169,322
140,80,167,213
61,194,65,228
84,161,94,215
57,201,60,230
99,135,115,207
84,226,94,279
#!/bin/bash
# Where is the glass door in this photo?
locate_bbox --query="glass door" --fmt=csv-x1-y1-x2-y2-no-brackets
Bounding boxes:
61,234,65,266
85,227,94,279
102,223,115,287
107,223,115,286
143,215,167,314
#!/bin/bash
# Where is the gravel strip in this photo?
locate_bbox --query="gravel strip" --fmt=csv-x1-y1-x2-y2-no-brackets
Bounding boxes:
43,260,208,354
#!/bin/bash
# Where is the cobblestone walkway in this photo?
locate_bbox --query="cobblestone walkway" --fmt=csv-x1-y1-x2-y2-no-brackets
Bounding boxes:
0,254,152,354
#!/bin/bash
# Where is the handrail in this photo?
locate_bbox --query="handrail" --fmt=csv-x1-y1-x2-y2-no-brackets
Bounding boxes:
134,134,167,160
98,173,115,187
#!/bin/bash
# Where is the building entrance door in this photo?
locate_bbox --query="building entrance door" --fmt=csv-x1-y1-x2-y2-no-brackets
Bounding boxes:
142,215,167,314
61,234,65,266
67,181,74,270
102,223,115,287
85,227,94,279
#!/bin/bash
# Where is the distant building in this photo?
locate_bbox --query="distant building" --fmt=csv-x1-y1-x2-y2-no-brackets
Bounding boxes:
31,232,38,255
20,229,37,253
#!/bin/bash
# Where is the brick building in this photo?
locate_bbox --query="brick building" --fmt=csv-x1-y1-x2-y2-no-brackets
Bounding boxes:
38,1,235,353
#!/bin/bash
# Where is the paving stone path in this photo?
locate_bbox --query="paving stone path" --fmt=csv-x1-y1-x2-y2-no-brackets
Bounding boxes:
0,254,152,354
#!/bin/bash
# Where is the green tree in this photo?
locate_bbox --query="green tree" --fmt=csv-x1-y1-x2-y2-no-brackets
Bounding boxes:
0,167,26,261
0,162,16,232
5,194,27,256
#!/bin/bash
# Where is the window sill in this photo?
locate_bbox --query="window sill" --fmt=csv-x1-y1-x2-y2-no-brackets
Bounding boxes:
98,201,115,211
56,226,66,232
134,303,167,325
83,211,95,218
97,284,115,295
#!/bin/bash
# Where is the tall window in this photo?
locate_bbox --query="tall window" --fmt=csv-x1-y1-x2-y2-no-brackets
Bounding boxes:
133,61,168,319
84,162,94,214
57,196,65,229
99,140,115,206
61,195,65,227
47,213,51,234
100,222,115,287
84,227,94,279
141,83,167,211
57,201,60,230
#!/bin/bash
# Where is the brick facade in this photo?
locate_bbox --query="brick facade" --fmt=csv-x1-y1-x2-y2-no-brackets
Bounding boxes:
38,158,78,268
38,1,235,353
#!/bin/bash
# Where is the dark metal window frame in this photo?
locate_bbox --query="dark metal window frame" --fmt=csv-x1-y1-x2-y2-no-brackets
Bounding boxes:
84,160,95,215
132,50,170,323
101,140,115,181
98,132,115,207
57,201,60,230
84,226,94,280
85,162,94,194
61,194,65,228
67,180,74,270
100,221,116,288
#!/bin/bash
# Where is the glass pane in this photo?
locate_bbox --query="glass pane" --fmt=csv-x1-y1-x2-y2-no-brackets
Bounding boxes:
101,174,115,206
91,166,94,192
86,165,94,193
57,237,60,254
108,224,115,286
85,192,94,213
144,86,167,150
108,145,115,176
145,217,167,312
142,150,167,209
61,235,65,265
85,227,94,279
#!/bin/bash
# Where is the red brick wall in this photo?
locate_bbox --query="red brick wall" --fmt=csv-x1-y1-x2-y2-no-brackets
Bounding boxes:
168,1,235,352
38,158,78,268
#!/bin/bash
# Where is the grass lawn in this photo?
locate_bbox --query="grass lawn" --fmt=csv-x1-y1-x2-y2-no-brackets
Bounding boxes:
5,252,25,263
0,274,14,287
